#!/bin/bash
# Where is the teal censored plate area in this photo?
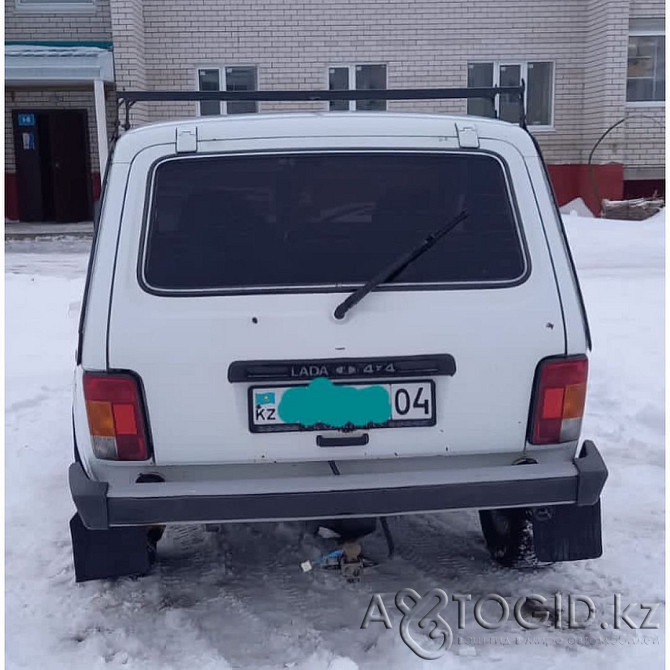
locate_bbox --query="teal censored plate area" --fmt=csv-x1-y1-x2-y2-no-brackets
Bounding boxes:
248,377,435,433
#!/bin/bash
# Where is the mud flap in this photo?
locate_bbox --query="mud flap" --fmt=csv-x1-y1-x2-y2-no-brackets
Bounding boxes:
531,499,603,562
70,514,153,582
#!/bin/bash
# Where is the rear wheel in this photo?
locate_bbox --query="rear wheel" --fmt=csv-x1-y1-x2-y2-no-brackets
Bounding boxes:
146,525,165,564
479,508,550,569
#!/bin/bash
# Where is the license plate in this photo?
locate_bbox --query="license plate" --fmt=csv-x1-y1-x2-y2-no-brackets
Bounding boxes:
249,379,435,433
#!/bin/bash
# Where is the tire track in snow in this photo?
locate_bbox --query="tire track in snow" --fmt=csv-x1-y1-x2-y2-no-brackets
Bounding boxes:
6,229,666,669
142,524,332,667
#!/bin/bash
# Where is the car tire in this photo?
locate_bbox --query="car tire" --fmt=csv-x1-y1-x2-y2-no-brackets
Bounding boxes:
146,525,165,564
479,508,550,569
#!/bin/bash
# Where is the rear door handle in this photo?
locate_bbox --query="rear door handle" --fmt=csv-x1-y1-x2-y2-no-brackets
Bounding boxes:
316,434,369,447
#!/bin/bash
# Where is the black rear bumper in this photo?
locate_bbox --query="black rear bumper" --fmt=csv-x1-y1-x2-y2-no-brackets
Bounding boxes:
70,441,607,530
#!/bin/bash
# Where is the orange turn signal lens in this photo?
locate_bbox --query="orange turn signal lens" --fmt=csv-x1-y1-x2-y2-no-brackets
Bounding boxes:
563,383,587,420
85,401,115,437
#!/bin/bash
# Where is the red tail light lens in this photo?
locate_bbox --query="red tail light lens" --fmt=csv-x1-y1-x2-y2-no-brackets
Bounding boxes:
529,356,588,445
83,373,150,461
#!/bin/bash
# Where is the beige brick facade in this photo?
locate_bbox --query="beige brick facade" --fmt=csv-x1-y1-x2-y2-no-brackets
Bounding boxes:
110,0,148,124
623,0,666,173
581,0,630,165
135,0,664,173
4,0,665,219
5,0,112,42
141,0,590,163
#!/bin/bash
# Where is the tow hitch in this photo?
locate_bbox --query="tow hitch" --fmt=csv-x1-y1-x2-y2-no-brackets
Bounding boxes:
300,517,395,581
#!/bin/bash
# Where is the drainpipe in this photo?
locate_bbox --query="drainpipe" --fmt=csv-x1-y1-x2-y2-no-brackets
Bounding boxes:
93,78,109,177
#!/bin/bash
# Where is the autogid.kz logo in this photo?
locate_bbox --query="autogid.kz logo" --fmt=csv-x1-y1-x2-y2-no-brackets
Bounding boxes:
362,589,453,660
360,590,661,660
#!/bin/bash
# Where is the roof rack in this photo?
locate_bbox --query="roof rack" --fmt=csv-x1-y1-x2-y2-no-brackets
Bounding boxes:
116,83,527,131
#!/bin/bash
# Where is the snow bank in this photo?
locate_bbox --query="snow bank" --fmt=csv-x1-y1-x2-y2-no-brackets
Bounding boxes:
559,197,594,218
562,209,664,271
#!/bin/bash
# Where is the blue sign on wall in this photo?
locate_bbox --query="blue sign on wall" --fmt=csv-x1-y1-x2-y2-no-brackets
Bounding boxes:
17,113,35,127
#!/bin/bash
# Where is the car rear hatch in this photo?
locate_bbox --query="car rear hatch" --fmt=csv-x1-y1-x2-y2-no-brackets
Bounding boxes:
107,133,565,465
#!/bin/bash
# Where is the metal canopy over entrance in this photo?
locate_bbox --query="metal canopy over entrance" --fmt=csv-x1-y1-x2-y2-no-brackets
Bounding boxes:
5,44,113,175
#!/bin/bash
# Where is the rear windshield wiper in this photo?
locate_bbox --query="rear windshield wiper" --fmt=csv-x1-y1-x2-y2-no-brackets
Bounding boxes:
333,209,469,320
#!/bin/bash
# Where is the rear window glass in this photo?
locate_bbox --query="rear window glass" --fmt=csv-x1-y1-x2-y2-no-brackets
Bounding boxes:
144,152,525,291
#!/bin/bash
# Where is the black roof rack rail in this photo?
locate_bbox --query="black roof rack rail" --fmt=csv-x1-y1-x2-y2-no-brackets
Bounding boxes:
117,83,526,131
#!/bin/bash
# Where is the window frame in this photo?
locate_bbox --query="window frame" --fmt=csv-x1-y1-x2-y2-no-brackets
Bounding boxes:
15,0,95,11
626,23,665,107
138,149,530,297
195,65,258,116
327,63,388,112
467,60,555,130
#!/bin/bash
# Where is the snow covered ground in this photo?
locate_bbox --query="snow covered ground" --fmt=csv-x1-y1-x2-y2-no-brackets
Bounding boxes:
5,213,665,669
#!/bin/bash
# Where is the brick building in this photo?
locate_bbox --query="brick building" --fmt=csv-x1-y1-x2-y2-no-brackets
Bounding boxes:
5,0,665,221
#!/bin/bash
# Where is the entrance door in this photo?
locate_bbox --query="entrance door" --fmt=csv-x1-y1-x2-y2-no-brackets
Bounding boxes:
48,111,92,222
12,111,43,222
12,109,92,222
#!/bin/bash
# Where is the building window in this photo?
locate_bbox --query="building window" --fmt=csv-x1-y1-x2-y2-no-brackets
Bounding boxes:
467,61,554,127
16,0,94,9
328,64,387,111
197,66,258,116
627,18,665,103
198,69,221,116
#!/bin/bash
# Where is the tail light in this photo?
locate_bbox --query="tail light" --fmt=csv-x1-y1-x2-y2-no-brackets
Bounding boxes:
529,356,588,445
83,372,150,461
